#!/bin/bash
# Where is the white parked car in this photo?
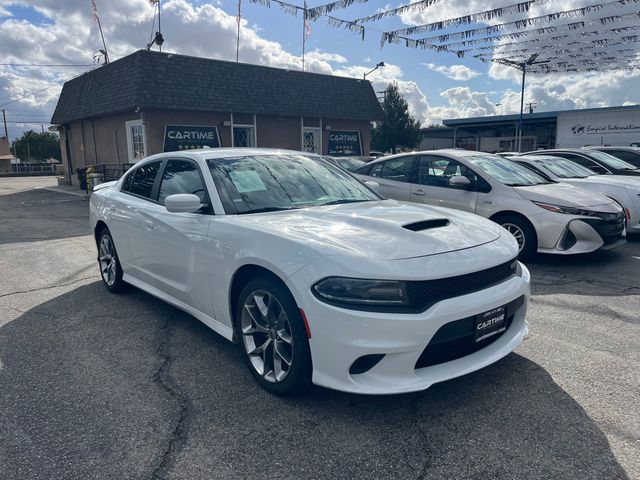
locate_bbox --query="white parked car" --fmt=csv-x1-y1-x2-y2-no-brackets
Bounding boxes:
90,148,530,395
353,150,626,258
511,155,640,233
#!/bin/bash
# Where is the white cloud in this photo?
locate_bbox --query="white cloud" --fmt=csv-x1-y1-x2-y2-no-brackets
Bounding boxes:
426,63,479,81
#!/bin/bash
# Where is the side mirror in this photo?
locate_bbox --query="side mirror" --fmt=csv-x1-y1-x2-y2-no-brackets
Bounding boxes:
364,180,380,189
164,194,202,213
449,175,471,187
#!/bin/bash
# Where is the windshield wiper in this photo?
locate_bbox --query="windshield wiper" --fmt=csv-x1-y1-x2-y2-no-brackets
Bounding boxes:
317,199,371,206
238,206,296,215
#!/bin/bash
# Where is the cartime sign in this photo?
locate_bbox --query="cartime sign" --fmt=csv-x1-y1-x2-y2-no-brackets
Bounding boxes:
164,125,221,152
328,130,362,156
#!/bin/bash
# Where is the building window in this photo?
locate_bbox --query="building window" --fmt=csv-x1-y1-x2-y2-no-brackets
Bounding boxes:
233,126,255,148
126,120,146,162
302,128,321,153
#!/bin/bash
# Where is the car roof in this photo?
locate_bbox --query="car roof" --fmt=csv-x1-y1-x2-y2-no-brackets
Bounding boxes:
585,146,640,152
131,147,325,166
515,154,567,161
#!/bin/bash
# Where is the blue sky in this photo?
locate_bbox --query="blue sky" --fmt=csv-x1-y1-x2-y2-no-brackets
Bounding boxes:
1,0,639,140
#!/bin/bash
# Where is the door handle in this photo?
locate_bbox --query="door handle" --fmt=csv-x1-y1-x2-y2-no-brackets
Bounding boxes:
145,220,155,231
412,190,427,196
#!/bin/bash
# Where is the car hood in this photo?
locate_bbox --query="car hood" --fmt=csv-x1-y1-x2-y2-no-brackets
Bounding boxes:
582,175,640,189
233,200,503,260
514,182,613,208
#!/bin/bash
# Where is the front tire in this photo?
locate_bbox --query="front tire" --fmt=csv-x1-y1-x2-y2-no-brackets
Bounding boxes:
97,227,127,293
495,214,537,260
236,275,312,395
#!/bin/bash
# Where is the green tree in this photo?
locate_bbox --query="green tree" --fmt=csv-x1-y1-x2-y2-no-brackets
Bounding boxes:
10,130,61,162
371,83,422,153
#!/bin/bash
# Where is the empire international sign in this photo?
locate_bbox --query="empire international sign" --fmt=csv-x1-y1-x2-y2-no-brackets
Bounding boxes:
163,125,221,152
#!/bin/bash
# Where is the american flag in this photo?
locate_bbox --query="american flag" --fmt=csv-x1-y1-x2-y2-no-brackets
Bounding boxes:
90,0,98,25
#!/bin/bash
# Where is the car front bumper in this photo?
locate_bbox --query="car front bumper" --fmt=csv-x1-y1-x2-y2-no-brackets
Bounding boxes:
287,262,531,395
532,211,626,254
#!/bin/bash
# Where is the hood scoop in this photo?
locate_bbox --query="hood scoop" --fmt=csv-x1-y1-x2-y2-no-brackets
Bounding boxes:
403,219,450,232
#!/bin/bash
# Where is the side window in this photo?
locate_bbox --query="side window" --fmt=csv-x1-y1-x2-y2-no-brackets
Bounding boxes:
417,156,478,187
379,156,416,183
368,162,383,177
129,161,161,199
608,150,638,163
158,160,207,205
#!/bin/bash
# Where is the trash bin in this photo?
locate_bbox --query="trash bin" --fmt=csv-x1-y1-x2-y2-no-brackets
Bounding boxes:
76,168,87,191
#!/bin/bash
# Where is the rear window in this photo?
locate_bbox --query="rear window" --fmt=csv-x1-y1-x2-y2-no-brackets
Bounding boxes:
129,161,161,199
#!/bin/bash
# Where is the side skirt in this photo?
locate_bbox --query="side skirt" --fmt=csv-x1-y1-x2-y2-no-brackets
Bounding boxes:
123,273,234,341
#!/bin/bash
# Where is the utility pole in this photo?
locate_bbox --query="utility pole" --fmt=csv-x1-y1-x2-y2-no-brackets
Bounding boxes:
526,102,537,114
27,142,31,162
2,109,7,138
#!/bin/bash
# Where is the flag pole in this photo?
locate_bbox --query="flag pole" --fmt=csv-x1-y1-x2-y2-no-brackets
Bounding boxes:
157,0,162,52
302,3,307,71
236,0,241,62
92,1,110,63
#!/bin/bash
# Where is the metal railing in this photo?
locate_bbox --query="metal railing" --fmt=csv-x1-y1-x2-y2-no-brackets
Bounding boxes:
5,164,60,176
76,163,134,192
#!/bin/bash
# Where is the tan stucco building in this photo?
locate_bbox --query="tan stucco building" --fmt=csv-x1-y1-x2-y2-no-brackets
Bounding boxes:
51,50,382,186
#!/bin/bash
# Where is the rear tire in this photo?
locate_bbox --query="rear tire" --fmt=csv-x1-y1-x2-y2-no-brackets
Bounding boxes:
494,214,537,260
236,275,312,395
97,227,128,293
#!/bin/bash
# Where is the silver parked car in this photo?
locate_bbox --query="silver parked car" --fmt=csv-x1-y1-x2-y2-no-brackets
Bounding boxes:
510,154,640,234
353,150,626,258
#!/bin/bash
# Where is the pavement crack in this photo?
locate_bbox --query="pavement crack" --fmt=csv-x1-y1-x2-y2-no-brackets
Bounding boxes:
409,398,435,479
150,316,192,480
0,276,99,299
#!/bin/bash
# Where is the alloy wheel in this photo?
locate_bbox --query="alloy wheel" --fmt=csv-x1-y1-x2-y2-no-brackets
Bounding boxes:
241,290,294,383
99,234,117,286
502,222,526,252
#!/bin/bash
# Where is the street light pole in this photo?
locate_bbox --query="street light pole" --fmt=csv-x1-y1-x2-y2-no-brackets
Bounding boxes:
518,63,526,153
364,61,385,79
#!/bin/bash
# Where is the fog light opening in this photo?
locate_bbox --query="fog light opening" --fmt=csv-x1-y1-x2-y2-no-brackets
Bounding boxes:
349,354,385,375
561,229,577,250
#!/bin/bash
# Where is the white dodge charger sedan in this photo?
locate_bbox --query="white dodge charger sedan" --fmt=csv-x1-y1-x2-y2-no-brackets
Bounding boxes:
90,148,530,395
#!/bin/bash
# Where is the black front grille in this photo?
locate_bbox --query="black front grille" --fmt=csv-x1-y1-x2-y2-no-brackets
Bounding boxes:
415,296,525,369
406,259,517,311
582,214,625,246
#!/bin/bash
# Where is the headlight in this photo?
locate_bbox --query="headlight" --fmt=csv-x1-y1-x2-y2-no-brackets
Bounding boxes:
312,277,409,306
532,201,599,216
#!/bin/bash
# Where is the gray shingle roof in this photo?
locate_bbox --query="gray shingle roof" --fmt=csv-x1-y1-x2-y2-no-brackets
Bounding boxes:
52,50,382,124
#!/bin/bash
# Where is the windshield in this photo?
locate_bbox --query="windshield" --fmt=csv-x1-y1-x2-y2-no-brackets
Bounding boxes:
464,154,551,186
207,154,380,214
533,158,595,178
587,150,638,170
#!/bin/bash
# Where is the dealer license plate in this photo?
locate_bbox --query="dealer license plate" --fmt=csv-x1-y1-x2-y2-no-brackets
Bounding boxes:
475,305,507,343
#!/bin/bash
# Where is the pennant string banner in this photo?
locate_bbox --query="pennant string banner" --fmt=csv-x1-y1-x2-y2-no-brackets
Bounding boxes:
306,0,369,20
248,0,640,73
380,0,556,37
353,0,442,23
382,0,640,45
434,12,640,51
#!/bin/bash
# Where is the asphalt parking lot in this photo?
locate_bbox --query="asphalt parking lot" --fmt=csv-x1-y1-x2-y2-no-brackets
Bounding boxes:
0,177,638,480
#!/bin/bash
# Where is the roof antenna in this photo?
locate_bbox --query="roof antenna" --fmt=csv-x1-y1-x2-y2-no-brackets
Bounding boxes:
146,0,164,52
